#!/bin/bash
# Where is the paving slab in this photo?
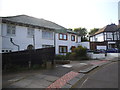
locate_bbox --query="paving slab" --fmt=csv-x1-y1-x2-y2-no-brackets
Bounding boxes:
44,75,59,82
32,79,52,87
25,83,45,88
8,76,24,82
33,74,47,79
7,79,32,88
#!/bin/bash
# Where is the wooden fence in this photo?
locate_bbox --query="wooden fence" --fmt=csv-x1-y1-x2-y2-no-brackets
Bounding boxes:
2,47,55,69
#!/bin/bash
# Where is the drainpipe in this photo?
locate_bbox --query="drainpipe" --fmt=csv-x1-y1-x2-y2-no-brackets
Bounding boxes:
33,35,35,49
10,38,20,51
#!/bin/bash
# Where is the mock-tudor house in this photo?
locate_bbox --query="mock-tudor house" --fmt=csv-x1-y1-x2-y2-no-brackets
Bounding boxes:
89,24,119,50
0,15,81,54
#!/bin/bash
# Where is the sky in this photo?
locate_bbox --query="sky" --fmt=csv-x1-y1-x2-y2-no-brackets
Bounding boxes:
0,0,119,32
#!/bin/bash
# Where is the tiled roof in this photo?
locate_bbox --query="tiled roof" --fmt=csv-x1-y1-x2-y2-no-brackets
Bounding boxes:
1,15,66,30
92,24,118,36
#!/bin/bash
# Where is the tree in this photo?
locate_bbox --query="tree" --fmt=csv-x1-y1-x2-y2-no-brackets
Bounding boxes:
74,27,88,41
89,28,99,35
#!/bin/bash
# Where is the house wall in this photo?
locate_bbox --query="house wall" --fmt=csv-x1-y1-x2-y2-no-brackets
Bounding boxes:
90,33,104,42
1,23,82,54
1,23,54,52
78,42,90,49
55,33,81,54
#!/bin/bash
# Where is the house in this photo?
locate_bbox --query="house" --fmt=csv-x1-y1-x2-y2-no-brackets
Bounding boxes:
0,15,81,54
89,24,119,50
55,29,81,55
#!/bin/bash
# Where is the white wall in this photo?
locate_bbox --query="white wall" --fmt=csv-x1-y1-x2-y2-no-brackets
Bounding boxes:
106,53,119,60
87,53,105,59
1,23,54,52
78,42,90,49
90,33,104,42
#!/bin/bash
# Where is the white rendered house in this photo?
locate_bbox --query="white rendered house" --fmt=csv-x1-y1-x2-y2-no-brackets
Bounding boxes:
55,30,81,55
0,15,81,54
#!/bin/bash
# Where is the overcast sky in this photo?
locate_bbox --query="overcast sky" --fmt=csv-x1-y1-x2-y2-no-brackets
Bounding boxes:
0,0,119,31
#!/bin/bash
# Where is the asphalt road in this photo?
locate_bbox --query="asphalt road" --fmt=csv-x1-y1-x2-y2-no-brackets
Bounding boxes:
74,62,118,88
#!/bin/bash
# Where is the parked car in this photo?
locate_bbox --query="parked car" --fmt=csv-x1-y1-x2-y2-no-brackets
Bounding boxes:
105,48,119,53
87,49,94,53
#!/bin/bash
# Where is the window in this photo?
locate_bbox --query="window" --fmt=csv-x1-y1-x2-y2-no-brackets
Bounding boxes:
59,46,67,53
27,27,34,36
106,33,112,39
59,33,67,40
42,31,53,39
71,35,75,41
95,38,97,41
7,24,16,35
42,45,53,48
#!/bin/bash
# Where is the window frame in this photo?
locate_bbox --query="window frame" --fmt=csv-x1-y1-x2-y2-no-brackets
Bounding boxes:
71,35,75,41
7,24,16,35
27,27,34,37
42,30,53,40
59,33,67,40
59,46,68,53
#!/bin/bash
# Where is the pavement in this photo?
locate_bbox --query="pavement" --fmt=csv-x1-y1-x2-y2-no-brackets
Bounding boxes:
2,59,117,89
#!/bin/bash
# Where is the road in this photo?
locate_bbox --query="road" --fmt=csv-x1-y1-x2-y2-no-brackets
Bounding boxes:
74,62,118,88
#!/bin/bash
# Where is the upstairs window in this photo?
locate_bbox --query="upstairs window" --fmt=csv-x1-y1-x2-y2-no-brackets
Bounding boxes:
71,35,75,41
27,27,34,36
95,38,97,41
42,31,53,39
7,24,16,35
59,33,67,40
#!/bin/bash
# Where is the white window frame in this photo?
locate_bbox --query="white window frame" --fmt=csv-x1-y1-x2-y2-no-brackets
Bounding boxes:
27,27,34,37
42,30,53,39
7,24,16,35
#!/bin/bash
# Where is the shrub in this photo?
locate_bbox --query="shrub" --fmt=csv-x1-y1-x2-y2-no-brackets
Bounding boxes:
69,45,89,60
55,55,66,60
69,52,76,60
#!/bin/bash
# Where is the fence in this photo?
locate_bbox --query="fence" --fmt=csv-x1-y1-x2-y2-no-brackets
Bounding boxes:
2,47,55,69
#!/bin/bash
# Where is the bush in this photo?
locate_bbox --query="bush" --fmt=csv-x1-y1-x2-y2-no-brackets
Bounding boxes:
69,45,89,60
55,55,66,60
